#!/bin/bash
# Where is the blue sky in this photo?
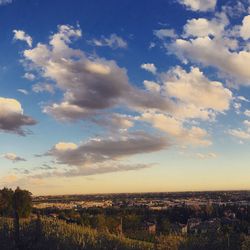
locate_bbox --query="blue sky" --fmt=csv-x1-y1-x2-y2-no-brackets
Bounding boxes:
0,0,250,195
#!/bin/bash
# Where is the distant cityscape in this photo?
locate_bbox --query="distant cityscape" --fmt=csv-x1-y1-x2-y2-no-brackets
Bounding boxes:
33,191,250,238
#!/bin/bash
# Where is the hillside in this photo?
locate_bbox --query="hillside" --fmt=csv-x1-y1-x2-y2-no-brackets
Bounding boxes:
0,217,154,250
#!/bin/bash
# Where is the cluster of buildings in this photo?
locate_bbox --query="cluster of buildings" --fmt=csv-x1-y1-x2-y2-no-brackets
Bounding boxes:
33,200,112,210
170,214,244,236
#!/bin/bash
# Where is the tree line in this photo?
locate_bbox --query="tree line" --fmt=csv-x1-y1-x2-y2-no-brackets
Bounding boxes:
0,187,32,249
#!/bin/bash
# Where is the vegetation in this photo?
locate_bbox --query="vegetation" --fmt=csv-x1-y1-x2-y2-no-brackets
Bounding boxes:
0,187,32,249
0,217,154,250
2,188,250,249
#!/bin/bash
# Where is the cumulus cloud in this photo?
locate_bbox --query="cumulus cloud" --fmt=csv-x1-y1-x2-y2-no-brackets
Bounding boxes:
141,63,157,74
13,24,238,179
13,30,33,47
183,17,225,38
141,66,232,121
0,97,36,135
167,13,250,86
2,153,26,162
178,0,217,12
91,33,127,49
240,15,250,40
20,25,172,121
153,29,177,39
163,66,232,114
140,112,212,146
42,102,95,121
33,131,168,177
137,66,232,147
47,132,168,166
92,113,135,132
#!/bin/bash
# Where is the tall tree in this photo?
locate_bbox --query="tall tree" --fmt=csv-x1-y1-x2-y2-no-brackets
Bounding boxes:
0,188,14,216
12,187,32,250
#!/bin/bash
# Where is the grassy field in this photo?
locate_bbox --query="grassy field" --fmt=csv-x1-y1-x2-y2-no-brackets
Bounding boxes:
0,217,155,250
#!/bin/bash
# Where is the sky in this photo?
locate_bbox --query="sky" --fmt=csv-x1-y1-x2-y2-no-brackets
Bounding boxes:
1,0,250,195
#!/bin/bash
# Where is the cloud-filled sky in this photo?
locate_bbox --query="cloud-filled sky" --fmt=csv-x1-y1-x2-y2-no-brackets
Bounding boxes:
1,0,250,195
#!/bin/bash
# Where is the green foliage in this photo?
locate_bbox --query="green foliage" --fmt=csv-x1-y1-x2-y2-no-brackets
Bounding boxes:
0,217,154,250
0,188,14,216
0,187,32,218
13,187,32,218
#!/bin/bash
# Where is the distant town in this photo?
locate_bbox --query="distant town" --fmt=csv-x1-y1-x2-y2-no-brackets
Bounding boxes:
32,191,250,241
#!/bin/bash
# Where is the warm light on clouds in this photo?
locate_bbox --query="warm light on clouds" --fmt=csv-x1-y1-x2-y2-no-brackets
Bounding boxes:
178,0,217,12
0,97,36,135
0,0,250,194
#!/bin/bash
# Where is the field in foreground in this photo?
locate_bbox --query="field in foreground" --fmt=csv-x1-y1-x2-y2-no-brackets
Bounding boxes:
0,217,154,250
2,217,250,250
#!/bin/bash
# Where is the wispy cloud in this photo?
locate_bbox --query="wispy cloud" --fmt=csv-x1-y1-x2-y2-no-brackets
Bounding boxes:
13,30,33,47
91,33,127,49
2,152,26,162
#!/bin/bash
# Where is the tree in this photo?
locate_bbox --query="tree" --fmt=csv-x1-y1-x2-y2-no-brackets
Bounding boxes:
13,187,32,218
12,187,32,250
0,188,14,216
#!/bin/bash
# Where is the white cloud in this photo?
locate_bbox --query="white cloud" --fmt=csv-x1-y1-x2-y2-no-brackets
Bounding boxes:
244,109,250,117
17,89,28,95
228,129,250,140
20,25,172,121
34,132,169,177
32,82,54,94
13,30,33,47
141,63,157,74
2,153,26,162
244,120,250,127
143,80,161,92
140,111,212,146
23,72,35,81
164,67,232,111
13,24,238,178
91,34,127,49
154,29,177,39
48,132,168,166
0,97,36,135
170,35,250,86
165,12,250,86
237,96,250,102
183,17,225,38
233,102,241,114
178,0,217,12
162,66,232,118
240,15,250,40
42,102,93,121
